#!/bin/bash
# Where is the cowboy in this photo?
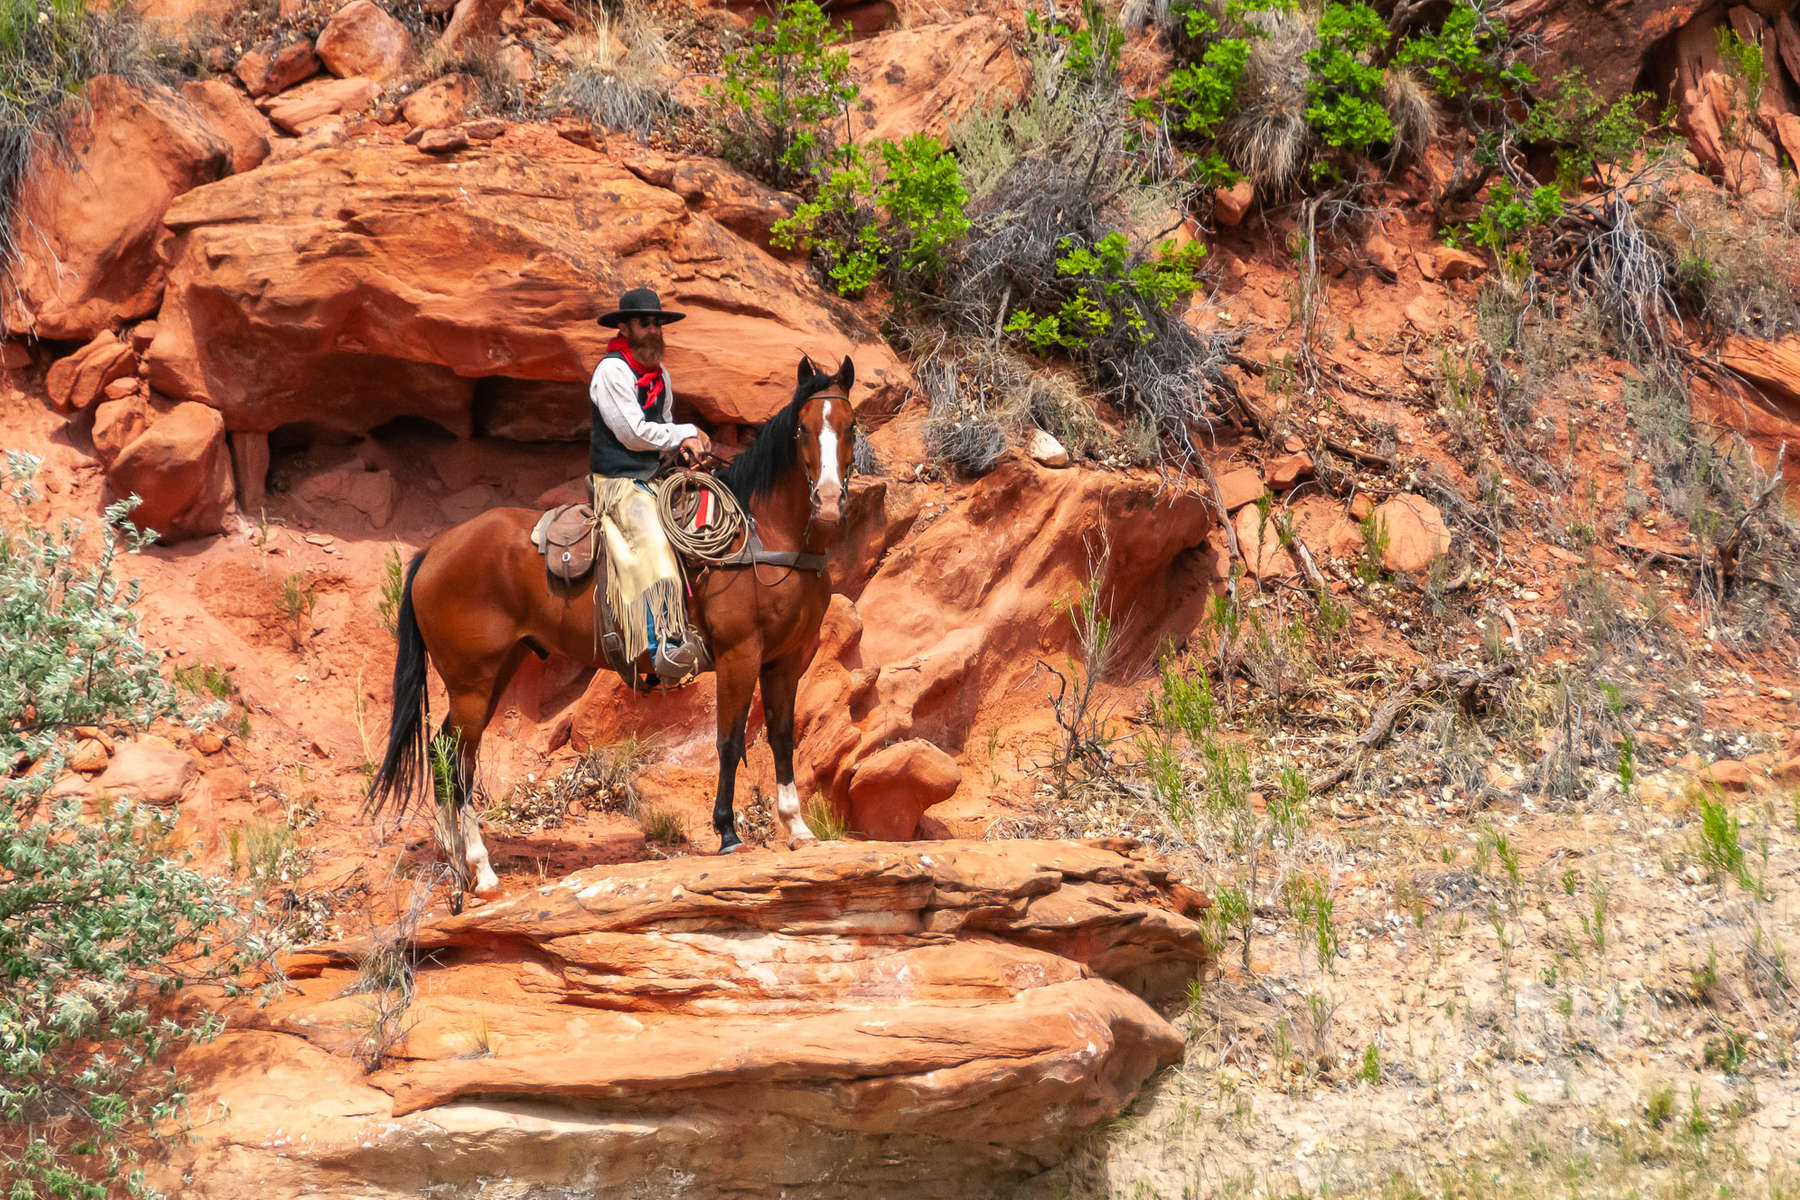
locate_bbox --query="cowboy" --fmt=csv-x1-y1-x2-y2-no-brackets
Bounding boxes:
590,287,712,685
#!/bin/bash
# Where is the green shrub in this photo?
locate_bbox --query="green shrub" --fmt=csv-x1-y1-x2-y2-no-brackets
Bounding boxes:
1300,0,1391,180
705,0,857,189
772,132,970,299
1004,231,1206,353
0,453,270,1197
1715,25,1765,114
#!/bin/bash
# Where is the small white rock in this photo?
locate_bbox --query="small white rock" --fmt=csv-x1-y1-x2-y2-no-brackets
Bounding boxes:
1027,429,1070,468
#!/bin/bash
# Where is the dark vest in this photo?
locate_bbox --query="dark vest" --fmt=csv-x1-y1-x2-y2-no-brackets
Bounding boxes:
590,352,669,480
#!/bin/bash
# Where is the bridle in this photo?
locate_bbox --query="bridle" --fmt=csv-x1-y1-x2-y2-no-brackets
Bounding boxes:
799,388,854,514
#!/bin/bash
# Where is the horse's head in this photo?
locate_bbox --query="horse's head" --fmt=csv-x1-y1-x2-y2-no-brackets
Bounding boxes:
794,355,856,527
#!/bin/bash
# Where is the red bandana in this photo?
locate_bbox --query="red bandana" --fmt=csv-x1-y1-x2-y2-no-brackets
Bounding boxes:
607,335,665,412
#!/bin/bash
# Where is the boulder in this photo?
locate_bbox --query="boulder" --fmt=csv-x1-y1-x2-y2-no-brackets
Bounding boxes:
262,118,350,166
1233,503,1297,579
400,73,477,129
68,738,110,774
1422,244,1487,282
1027,428,1070,467
155,840,1208,1200
442,0,523,51
416,126,470,154
181,79,275,173
92,394,157,464
1501,0,1704,100
92,736,198,806
1266,450,1313,490
1213,179,1254,226
1371,495,1450,574
46,332,136,413
846,739,962,839
293,462,396,528
2,77,231,340
315,0,415,82
106,402,235,541
148,142,906,435
784,466,1212,813
259,75,381,134
1214,466,1265,511
0,341,29,370
844,17,1027,143
234,37,321,97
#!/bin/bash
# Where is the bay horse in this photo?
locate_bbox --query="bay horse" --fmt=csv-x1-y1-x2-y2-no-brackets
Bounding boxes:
369,355,857,901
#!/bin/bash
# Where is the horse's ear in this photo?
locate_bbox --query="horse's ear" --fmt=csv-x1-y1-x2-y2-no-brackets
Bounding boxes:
835,355,855,393
797,356,816,383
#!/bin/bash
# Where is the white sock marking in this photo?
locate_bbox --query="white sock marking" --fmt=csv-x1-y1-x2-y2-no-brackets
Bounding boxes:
777,781,816,843
463,806,500,896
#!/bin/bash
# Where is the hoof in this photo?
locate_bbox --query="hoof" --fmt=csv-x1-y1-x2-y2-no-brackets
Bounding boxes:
473,875,503,899
718,835,746,855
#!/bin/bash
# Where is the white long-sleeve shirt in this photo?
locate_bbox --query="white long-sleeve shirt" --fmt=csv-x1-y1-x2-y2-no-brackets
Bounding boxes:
589,356,699,453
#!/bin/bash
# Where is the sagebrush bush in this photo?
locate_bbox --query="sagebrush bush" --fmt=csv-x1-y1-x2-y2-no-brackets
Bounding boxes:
0,453,271,1197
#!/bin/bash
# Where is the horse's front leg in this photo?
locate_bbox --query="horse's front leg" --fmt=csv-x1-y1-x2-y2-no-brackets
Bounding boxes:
761,652,816,846
712,643,760,853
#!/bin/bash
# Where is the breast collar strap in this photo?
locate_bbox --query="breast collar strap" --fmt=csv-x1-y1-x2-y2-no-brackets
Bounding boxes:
712,518,827,573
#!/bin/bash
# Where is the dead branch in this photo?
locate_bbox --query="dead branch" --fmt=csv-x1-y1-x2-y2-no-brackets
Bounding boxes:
1191,441,1244,602
1311,661,1515,795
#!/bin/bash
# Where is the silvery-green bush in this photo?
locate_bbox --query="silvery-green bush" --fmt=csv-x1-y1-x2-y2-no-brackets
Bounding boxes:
0,453,270,1198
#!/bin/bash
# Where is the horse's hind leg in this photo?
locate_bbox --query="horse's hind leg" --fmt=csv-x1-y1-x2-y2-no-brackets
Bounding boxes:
439,643,531,897
761,652,816,846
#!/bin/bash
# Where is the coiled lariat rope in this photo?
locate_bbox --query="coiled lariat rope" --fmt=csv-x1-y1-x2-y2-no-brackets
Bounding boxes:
655,469,747,564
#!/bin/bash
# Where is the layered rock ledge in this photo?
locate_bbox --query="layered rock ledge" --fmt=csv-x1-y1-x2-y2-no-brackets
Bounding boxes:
167,839,1208,1199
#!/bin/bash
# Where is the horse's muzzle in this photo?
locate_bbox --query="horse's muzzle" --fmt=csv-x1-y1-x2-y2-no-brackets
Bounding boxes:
812,483,845,526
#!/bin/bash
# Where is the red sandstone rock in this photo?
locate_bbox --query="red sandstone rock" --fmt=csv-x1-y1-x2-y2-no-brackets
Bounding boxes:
1215,466,1266,511
786,467,1211,814
235,37,321,97
181,79,275,172
46,332,136,413
844,17,1026,143
263,118,349,166
847,739,962,839
316,0,415,82
620,148,799,254
0,341,29,370
1501,0,1703,101
91,737,199,806
1214,179,1254,226
416,126,470,154
1423,244,1487,282
442,0,522,50
463,116,506,139
92,395,156,465
1266,450,1313,490
1371,495,1451,574
259,75,380,133
157,840,1206,1200
107,402,235,541
68,738,110,774
1234,503,1297,579
148,142,905,435
2,77,230,340
400,73,477,128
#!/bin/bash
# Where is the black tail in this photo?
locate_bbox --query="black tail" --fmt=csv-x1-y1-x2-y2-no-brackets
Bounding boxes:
368,550,430,820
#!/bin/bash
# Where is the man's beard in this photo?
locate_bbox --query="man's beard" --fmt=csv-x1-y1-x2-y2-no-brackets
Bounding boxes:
628,326,665,368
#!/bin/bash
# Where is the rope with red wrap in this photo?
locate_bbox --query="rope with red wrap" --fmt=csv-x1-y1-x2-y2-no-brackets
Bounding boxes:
655,469,746,564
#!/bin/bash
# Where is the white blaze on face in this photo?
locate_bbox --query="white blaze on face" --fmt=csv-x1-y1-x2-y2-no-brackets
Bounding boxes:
776,781,816,844
464,806,500,896
817,400,842,495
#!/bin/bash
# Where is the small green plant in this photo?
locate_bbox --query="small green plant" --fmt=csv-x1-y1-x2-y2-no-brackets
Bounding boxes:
1358,1041,1381,1084
705,0,857,189
173,660,234,700
1283,873,1339,974
1301,1,1392,182
378,546,405,636
1696,788,1746,886
1715,26,1766,115
1356,510,1389,582
278,571,316,632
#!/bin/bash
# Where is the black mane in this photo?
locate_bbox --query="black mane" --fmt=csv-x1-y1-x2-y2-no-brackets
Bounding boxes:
717,371,837,505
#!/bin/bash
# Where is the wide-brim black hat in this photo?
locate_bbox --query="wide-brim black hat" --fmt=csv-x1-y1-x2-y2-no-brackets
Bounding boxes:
597,287,687,327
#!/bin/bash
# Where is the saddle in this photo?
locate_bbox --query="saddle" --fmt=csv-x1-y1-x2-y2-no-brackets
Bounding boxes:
530,503,597,583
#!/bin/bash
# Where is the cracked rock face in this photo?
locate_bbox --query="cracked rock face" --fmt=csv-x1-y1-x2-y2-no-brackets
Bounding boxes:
164,839,1207,1199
